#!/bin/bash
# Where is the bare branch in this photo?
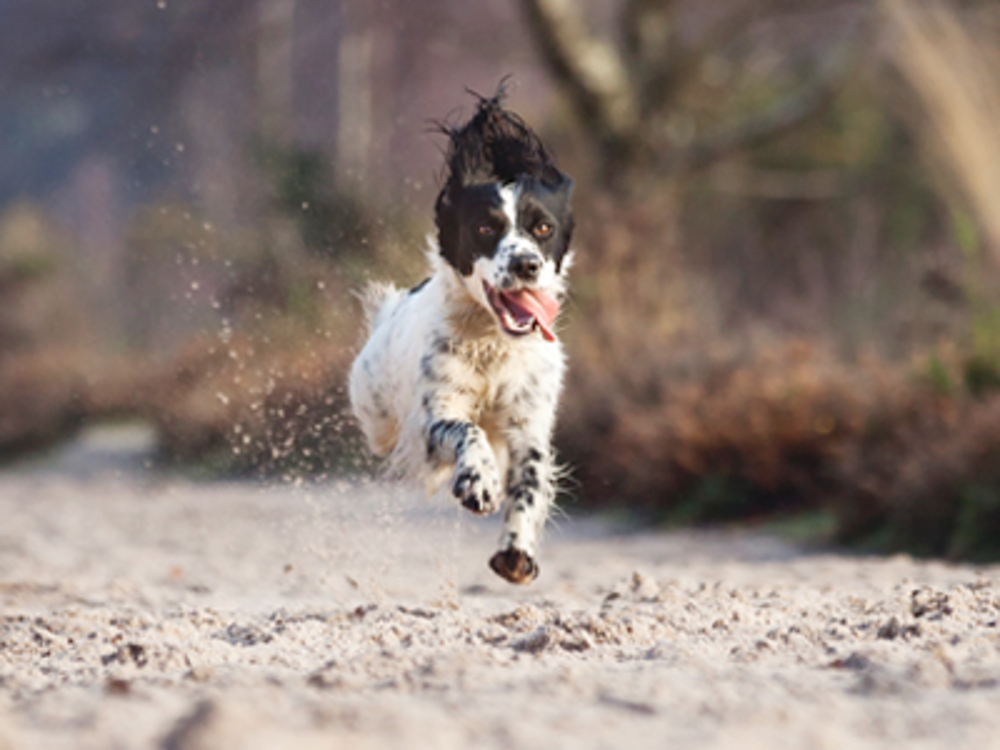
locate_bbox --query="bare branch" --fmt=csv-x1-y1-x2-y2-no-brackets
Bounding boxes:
518,0,639,152
659,40,863,178
639,0,811,120
885,0,1000,256
621,0,679,64
621,0,682,117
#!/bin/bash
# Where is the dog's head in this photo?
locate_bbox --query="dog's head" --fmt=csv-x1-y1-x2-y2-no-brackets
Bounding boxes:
434,88,574,342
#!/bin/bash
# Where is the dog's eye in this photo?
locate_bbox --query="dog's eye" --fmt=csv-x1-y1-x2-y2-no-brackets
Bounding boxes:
477,223,496,237
532,222,553,239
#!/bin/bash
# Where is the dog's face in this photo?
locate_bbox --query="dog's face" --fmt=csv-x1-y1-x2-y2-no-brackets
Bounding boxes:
436,173,574,341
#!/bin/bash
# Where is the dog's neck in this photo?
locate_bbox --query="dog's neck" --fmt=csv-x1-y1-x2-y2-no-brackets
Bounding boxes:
425,243,553,367
440,266,502,342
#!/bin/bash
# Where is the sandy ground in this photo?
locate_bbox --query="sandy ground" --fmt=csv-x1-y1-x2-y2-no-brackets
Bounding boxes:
2,427,1000,749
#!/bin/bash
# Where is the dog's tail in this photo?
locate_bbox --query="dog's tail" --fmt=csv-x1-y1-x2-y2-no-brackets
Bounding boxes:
356,281,403,334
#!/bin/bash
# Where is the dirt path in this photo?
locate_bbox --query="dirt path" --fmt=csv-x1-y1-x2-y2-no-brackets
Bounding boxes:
1,428,1000,749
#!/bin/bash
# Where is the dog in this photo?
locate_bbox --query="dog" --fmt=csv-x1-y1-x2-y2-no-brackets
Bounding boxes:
348,89,575,584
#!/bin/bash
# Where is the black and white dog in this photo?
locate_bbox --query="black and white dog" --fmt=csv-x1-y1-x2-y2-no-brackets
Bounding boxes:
348,90,574,584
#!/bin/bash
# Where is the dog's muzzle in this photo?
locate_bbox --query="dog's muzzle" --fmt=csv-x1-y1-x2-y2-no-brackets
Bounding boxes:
483,281,560,342
509,253,542,283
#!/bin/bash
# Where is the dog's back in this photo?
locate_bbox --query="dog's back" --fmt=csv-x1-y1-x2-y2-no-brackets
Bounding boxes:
349,274,446,461
358,281,404,335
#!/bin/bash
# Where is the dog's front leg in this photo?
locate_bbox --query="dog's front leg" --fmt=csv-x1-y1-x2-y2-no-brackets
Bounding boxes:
425,416,502,514
420,352,501,514
418,346,499,514
489,441,555,584
420,353,500,514
488,376,561,584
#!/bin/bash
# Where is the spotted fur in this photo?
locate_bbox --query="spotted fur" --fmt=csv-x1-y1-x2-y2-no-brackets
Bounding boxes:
349,91,574,584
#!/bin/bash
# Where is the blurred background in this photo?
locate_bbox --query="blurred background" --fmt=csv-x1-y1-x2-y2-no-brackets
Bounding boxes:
3,0,1000,560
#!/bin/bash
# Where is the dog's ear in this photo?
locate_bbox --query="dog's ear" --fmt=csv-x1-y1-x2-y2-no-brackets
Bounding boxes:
554,212,574,273
434,189,474,276
540,171,575,273
540,164,568,191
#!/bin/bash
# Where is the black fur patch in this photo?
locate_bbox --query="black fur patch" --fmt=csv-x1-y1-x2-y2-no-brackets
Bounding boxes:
426,419,471,462
434,85,574,276
408,277,430,295
432,335,451,355
506,448,545,509
420,353,438,381
515,175,574,271
521,465,540,490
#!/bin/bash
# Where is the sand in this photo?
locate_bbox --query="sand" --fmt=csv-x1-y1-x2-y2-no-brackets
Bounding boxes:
2,426,1000,749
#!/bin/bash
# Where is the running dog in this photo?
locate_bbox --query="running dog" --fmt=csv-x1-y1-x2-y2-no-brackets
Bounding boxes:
349,89,574,584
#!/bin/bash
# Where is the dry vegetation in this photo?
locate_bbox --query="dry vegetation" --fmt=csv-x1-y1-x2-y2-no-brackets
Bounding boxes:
559,339,1000,558
0,204,101,455
550,0,1000,559
132,332,364,478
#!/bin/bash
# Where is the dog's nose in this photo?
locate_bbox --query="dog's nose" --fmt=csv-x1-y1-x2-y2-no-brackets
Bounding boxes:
510,254,542,281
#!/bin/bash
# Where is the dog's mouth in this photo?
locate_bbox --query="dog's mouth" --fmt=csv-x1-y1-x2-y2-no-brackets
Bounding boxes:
483,282,560,342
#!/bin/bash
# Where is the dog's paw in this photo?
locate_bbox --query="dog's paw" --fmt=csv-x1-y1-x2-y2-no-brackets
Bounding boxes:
489,548,539,585
451,461,501,515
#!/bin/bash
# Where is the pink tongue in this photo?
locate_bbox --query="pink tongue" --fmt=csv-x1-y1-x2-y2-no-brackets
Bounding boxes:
501,289,560,342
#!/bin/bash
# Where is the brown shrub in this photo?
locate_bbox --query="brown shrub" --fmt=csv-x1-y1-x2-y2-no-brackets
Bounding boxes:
0,348,99,455
103,332,366,478
833,382,1000,559
558,342,890,516
558,334,1000,559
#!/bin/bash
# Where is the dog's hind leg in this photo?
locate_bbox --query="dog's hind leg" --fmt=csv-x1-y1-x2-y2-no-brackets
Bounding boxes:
349,354,399,456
